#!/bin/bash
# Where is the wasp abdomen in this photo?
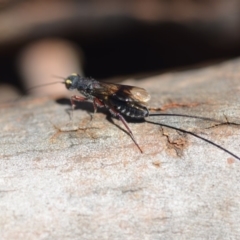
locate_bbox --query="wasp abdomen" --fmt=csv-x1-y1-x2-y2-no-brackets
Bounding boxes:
110,98,149,119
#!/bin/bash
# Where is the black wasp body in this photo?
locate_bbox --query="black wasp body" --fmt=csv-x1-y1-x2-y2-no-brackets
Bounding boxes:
65,73,151,152
65,73,150,119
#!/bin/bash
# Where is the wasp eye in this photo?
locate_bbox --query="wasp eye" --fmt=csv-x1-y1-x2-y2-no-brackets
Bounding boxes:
65,79,72,89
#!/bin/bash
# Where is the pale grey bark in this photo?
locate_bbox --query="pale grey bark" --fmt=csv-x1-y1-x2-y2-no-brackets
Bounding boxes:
1,59,240,239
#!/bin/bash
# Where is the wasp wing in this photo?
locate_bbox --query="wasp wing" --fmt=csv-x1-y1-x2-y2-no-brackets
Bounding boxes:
92,82,150,104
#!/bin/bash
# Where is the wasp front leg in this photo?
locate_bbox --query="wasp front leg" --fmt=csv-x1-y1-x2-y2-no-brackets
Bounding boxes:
69,95,88,120
70,95,87,109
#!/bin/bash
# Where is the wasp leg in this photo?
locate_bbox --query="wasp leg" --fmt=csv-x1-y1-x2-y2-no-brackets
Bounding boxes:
109,107,143,153
70,95,87,120
70,95,87,108
93,97,104,113
84,97,105,122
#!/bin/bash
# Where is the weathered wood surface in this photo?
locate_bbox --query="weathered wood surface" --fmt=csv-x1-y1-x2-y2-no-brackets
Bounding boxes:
1,59,240,239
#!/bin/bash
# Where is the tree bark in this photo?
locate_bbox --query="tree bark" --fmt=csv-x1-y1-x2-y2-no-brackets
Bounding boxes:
1,59,240,239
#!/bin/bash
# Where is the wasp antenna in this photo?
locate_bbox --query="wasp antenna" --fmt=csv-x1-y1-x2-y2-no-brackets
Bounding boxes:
51,74,65,80
26,81,65,93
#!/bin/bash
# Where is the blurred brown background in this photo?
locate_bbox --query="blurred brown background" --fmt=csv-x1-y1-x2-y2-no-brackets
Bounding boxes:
1,0,240,100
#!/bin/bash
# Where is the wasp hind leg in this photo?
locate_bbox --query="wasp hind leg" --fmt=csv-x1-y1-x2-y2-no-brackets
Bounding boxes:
109,107,143,153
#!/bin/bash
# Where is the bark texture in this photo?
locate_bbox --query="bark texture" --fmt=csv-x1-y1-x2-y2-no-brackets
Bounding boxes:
1,59,240,239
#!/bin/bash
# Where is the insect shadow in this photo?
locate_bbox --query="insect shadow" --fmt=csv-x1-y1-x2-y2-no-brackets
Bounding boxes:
56,97,109,118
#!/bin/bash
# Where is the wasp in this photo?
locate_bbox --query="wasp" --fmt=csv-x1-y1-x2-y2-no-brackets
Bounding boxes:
24,73,240,160
65,73,150,153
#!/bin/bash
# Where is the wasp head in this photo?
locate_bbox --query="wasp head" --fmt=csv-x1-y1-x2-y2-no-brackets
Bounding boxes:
64,73,81,90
